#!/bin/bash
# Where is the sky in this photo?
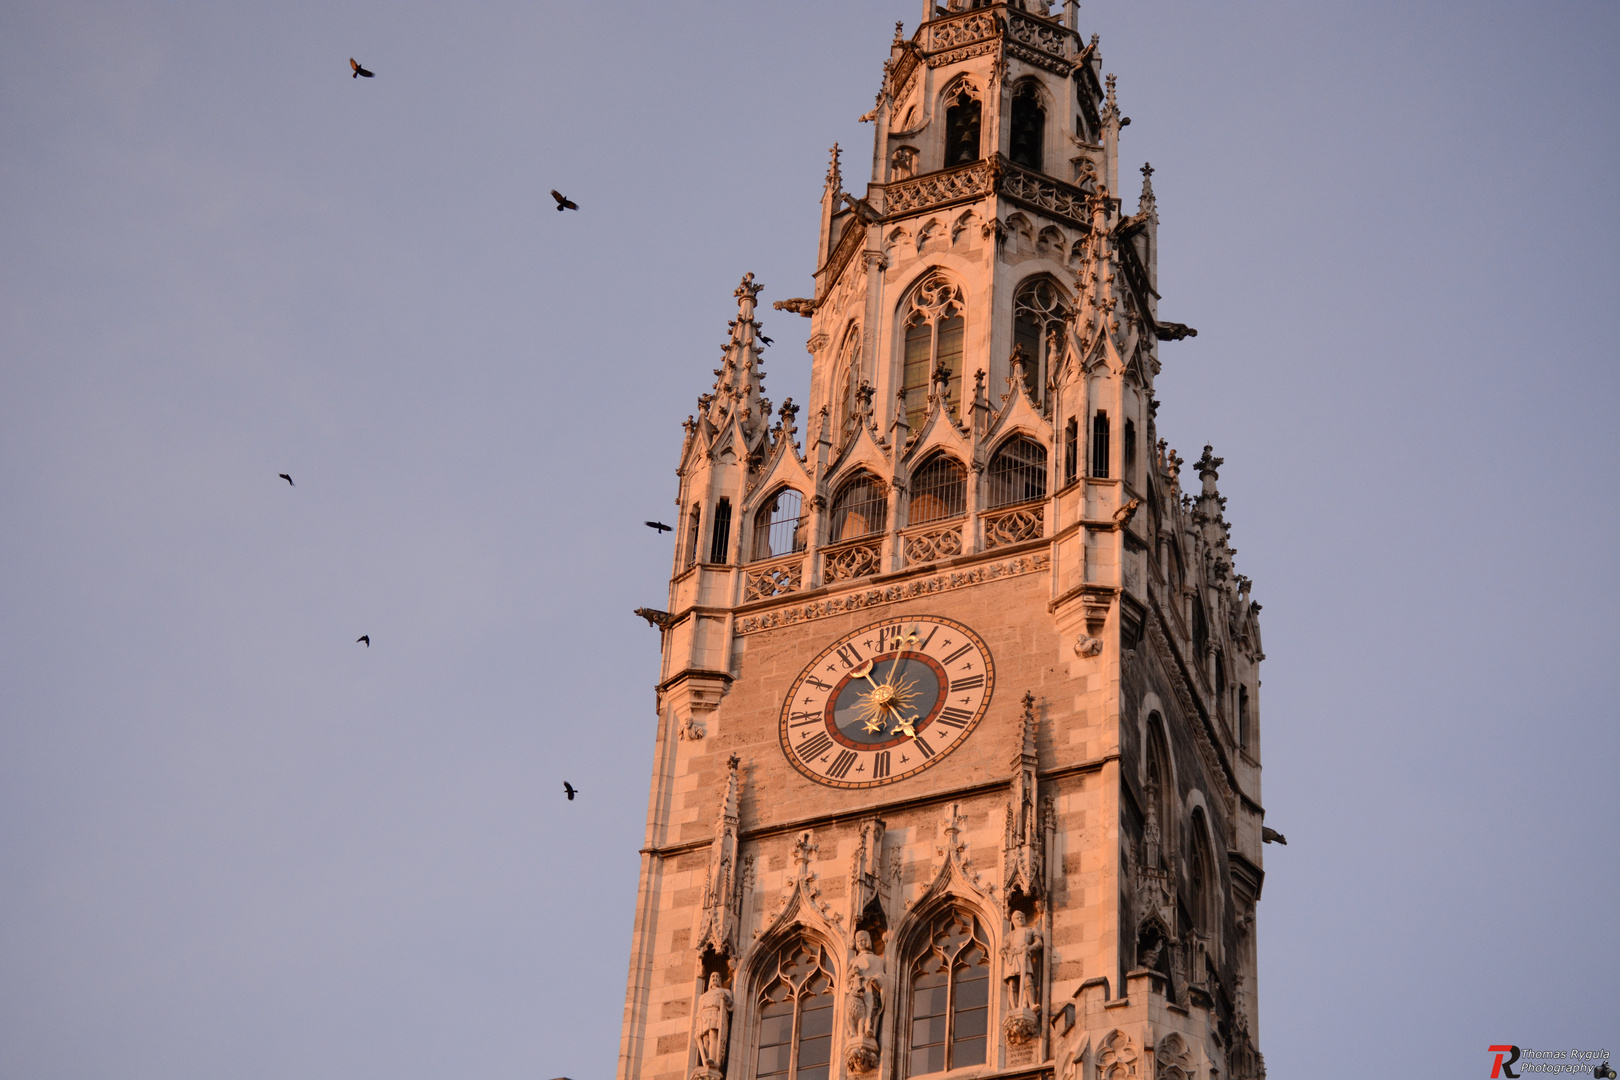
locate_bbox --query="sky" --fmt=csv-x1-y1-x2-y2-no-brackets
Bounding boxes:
1,2,1616,1078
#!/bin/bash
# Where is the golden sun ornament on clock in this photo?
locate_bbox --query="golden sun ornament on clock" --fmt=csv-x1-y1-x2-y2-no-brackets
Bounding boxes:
778,615,995,788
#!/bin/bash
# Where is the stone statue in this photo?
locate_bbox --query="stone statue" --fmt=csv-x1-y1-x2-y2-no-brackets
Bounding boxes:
844,930,886,1072
694,972,734,1075
1004,910,1043,1011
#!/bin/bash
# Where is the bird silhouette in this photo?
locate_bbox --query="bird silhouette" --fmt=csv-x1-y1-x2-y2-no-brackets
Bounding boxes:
1261,826,1286,845
644,521,673,533
550,189,579,211
279,473,294,486
356,635,370,647
758,333,774,346
563,781,578,801
350,58,374,78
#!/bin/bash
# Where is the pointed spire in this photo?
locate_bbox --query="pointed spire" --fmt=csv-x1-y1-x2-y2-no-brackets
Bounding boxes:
1139,161,1156,214
701,274,771,448
1104,73,1118,120
825,143,843,193
1004,693,1043,906
694,754,744,964
1196,444,1223,498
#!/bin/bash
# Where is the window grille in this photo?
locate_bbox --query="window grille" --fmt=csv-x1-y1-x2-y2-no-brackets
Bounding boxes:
909,454,966,525
708,497,732,564
908,910,991,1074
1012,278,1069,407
1009,82,1045,172
829,474,887,542
985,436,1048,508
1064,417,1078,483
755,940,836,1080
751,489,806,562
1090,411,1110,478
944,85,981,166
1124,418,1137,484
684,505,701,569
902,274,966,430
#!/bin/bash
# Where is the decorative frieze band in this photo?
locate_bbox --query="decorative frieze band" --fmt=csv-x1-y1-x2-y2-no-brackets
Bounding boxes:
885,160,995,217
736,552,1050,635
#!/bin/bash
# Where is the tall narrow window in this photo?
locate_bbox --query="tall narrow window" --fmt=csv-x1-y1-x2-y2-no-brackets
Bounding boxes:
752,489,806,562
708,498,732,564
943,85,982,166
1124,418,1137,484
1145,715,1175,871
1064,417,1078,483
1189,810,1215,936
1012,277,1069,408
908,909,991,1075
909,454,966,525
1090,410,1110,478
830,474,886,542
985,436,1048,508
1009,82,1045,171
835,328,862,449
755,939,836,1080
1215,651,1227,720
684,505,701,569
1238,685,1250,750
901,274,966,430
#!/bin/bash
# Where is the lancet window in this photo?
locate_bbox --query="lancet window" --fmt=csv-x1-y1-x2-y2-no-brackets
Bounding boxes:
901,274,966,431
752,489,806,562
684,504,701,569
755,939,836,1080
1090,410,1110,478
829,473,887,542
907,908,991,1075
1144,715,1174,869
1012,277,1070,407
709,497,733,564
1189,809,1216,936
1009,81,1045,172
943,83,982,167
834,328,862,449
909,454,966,526
985,436,1048,509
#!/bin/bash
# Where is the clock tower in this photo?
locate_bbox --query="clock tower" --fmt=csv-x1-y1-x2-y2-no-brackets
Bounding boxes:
619,6,1269,1080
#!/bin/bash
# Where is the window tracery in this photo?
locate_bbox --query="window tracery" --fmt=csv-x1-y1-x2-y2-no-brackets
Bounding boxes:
1012,277,1070,408
906,908,991,1075
901,273,966,430
755,938,837,1080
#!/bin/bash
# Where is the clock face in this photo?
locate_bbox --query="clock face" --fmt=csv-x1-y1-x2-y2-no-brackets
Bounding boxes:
778,615,995,789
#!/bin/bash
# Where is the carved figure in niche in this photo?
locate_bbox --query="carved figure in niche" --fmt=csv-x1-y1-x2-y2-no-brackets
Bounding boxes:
846,930,885,1039
891,146,917,181
694,972,734,1074
1003,909,1043,1011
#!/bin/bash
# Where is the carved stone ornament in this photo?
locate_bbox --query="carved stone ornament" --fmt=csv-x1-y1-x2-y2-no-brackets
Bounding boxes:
1004,693,1044,905
1074,634,1104,657
1001,909,1043,1039
848,818,888,928
843,929,886,1073
679,717,706,741
694,755,743,964
1097,1029,1140,1079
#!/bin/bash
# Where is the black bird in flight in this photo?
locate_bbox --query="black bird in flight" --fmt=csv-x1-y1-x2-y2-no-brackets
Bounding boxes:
563,781,578,801
644,520,672,533
550,189,579,212
356,635,370,647
350,58,374,79
279,473,294,486
758,333,774,346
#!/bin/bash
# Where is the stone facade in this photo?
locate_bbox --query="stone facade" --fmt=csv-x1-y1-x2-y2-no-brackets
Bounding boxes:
619,6,1267,1080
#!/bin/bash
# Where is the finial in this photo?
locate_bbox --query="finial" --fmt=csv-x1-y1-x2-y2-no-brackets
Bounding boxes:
1140,162,1154,179
1105,73,1118,115
893,20,905,45
826,143,843,191
1139,162,1156,212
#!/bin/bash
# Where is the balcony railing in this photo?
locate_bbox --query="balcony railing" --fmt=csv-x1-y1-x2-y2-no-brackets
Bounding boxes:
983,501,1044,549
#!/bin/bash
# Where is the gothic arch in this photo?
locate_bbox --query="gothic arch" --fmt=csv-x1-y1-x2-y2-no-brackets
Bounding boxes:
826,469,888,543
894,268,971,432
733,922,845,1080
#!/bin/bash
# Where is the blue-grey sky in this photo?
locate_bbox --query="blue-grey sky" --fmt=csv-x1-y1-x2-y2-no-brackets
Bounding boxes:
2,3,1616,1078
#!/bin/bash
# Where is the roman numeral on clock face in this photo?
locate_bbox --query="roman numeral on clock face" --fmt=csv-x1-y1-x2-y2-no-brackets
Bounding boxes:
872,751,891,779
825,750,859,779
798,732,833,759
941,643,974,666
950,674,985,692
936,706,972,729
913,736,935,759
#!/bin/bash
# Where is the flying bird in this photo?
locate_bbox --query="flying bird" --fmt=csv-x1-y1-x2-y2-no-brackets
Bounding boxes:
350,58,374,79
563,781,578,801
1262,826,1287,845
758,333,774,346
356,635,370,647
279,473,294,486
550,189,579,211
644,520,672,533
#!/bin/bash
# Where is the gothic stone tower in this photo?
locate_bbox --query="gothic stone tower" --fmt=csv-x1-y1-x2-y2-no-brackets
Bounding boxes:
619,5,1268,1080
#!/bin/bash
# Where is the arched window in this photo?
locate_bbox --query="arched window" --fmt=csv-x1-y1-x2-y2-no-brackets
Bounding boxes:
909,454,966,525
1012,277,1069,407
985,436,1047,508
943,84,982,167
755,938,836,1080
830,474,887,542
1188,809,1216,936
684,504,701,569
908,908,991,1075
1009,82,1045,171
1144,715,1174,870
902,274,966,430
709,497,733,564
1238,685,1251,750
1090,410,1110,478
834,327,862,449
752,489,806,562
